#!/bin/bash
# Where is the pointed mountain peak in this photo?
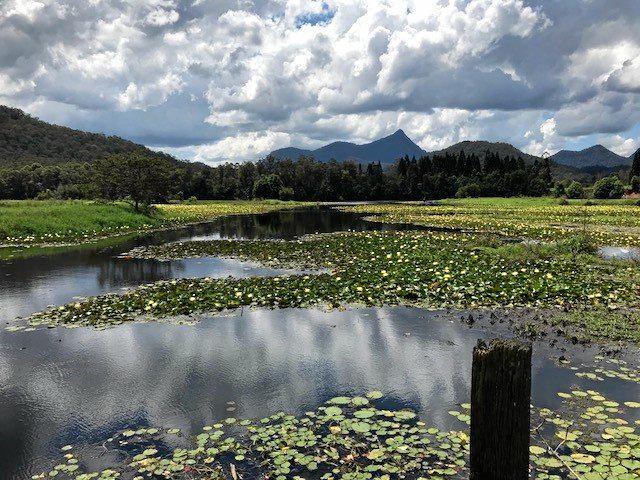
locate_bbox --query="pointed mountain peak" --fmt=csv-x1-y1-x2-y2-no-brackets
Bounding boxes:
269,128,426,164
390,129,408,138
588,144,609,151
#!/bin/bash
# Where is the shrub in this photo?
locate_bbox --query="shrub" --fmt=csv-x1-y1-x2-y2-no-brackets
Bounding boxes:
552,183,566,197
593,176,625,199
631,176,640,193
527,177,549,196
455,183,482,198
35,189,55,200
565,181,584,199
278,187,295,201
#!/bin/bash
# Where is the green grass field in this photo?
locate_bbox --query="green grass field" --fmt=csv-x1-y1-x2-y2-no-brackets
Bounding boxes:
0,199,311,246
342,197,640,246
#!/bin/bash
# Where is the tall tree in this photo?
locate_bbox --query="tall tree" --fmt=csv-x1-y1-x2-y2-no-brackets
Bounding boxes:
95,153,172,210
630,149,640,179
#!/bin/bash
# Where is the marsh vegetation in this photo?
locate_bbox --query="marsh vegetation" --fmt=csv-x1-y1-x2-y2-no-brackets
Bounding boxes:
2,198,639,479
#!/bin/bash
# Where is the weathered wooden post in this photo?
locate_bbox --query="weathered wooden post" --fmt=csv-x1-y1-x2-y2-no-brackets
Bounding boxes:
470,338,532,480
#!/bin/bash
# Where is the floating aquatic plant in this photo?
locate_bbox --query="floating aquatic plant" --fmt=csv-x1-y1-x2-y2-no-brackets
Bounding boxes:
31,387,640,480
20,230,639,335
339,200,640,247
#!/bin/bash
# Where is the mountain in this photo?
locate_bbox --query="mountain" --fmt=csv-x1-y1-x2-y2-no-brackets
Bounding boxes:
270,133,592,181
428,140,589,181
429,140,542,163
551,145,631,169
269,129,427,165
0,105,177,168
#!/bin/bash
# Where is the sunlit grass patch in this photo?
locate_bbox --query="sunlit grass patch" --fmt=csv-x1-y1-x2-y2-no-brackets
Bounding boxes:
339,198,640,247
0,199,311,246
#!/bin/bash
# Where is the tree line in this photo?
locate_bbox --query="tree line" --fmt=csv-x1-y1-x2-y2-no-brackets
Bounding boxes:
0,150,560,207
19,147,640,204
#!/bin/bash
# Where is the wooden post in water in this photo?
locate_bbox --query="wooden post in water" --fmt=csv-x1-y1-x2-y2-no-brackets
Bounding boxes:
470,338,532,480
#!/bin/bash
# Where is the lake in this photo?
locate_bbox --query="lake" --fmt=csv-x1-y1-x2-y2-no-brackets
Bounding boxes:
1,208,638,479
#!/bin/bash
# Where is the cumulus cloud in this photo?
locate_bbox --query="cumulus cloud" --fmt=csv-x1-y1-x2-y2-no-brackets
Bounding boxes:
0,0,639,163
145,8,179,27
118,73,185,110
165,131,293,164
605,56,640,94
599,134,640,157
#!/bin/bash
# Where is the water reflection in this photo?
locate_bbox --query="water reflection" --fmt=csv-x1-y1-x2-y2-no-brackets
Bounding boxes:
0,256,297,322
1,208,388,322
599,246,640,261
2,307,638,479
3,209,639,479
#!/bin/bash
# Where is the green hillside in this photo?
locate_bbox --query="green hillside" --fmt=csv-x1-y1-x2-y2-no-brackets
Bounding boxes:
0,105,176,167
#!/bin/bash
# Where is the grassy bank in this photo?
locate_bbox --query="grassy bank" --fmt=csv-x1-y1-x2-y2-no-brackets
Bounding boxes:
340,197,640,246
0,199,312,247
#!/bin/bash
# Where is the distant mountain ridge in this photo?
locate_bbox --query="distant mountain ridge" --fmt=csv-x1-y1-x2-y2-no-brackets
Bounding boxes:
429,140,588,181
270,129,427,165
0,105,178,168
551,145,631,168
270,133,595,181
0,104,611,183
429,140,541,163
271,132,548,166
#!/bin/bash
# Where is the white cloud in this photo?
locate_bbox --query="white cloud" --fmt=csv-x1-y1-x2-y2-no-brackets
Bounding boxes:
606,55,640,94
118,73,185,110
3,0,45,20
0,0,638,160
524,117,565,156
187,131,293,164
0,73,37,95
599,134,639,157
145,8,179,26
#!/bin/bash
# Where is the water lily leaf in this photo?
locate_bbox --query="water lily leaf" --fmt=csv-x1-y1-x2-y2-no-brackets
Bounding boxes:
529,445,546,455
367,449,385,460
324,406,343,417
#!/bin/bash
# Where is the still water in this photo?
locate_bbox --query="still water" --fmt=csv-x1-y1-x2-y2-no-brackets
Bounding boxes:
599,245,640,261
1,209,638,479
1,208,401,321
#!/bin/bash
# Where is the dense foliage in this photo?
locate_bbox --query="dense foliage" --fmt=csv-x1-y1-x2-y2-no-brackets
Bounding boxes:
593,176,626,199
0,106,176,167
565,181,585,199
630,150,640,192
631,149,640,180
0,150,553,201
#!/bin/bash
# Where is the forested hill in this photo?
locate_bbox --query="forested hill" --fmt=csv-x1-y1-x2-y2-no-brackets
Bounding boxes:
429,140,588,182
0,105,177,167
551,145,631,168
430,140,540,163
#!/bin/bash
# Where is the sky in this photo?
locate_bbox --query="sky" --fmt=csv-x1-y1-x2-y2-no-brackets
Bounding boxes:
1,0,639,165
